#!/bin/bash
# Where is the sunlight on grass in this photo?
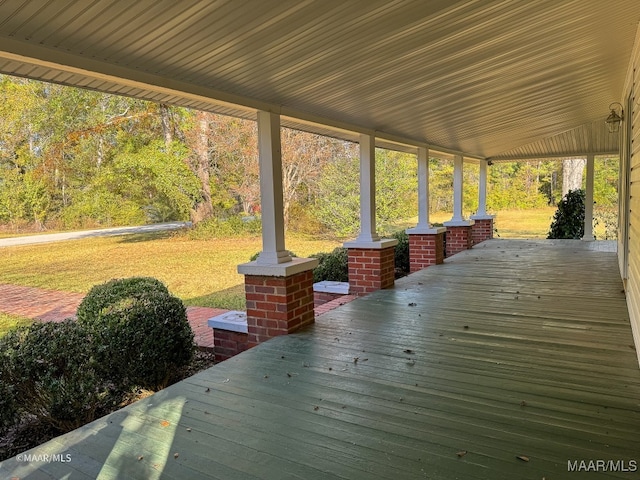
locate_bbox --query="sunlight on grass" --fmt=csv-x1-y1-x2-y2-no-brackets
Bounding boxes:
428,208,556,238
492,208,556,239
0,209,562,311
0,313,33,337
0,232,340,309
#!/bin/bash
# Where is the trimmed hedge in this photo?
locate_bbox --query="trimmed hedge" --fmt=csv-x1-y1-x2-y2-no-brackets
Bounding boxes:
311,247,349,283
0,320,103,431
77,277,195,389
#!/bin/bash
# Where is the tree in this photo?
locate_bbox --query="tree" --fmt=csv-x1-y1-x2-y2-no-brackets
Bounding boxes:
314,149,417,237
186,111,214,224
562,158,586,197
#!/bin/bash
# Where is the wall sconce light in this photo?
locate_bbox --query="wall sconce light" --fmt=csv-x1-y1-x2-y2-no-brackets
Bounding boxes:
605,102,624,133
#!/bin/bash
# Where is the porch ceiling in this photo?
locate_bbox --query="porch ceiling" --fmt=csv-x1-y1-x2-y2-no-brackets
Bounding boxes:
0,0,637,159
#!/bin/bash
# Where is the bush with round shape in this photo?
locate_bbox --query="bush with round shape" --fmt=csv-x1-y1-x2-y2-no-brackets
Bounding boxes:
0,320,103,431
76,277,169,321
311,247,349,283
77,277,195,390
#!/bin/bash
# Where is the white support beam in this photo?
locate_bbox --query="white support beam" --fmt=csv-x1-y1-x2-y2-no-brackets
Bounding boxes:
355,133,381,243
477,160,488,216
255,111,291,264
407,146,445,235
449,155,466,223
583,154,595,241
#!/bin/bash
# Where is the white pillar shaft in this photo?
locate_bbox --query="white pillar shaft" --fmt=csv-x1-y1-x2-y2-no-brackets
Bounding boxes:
477,160,488,216
583,154,595,241
416,146,432,229
356,134,380,242
451,155,465,222
256,111,291,264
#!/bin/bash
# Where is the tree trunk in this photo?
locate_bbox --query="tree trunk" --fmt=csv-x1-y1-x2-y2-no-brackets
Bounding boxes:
159,103,173,147
562,158,586,197
190,112,213,224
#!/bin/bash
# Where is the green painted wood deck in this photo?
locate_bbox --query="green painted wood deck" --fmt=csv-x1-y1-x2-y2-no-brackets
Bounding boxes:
2,239,639,479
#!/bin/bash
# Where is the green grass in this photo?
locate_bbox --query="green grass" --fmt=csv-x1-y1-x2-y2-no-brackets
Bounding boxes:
0,208,591,312
429,208,556,239
0,313,33,337
0,232,340,310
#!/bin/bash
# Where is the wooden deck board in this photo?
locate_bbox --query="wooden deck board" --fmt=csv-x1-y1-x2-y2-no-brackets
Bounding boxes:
2,239,639,479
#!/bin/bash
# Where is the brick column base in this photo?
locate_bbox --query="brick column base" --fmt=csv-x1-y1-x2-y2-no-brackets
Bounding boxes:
243,269,315,347
345,240,398,295
470,217,494,244
444,225,473,257
213,329,249,363
408,230,446,272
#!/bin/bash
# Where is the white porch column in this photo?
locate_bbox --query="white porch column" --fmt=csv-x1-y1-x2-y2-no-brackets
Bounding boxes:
355,133,381,242
477,160,488,216
255,111,291,264
582,154,595,241
415,146,432,230
449,154,466,223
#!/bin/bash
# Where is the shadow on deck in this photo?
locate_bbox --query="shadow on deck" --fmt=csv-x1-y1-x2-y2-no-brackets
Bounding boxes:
2,239,639,479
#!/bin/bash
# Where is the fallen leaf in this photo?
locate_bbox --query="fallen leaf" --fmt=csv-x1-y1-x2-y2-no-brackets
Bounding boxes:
456,450,467,457
160,420,170,428
516,455,530,462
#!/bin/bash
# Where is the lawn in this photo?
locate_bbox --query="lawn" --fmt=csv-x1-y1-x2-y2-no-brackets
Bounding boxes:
0,208,575,312
430,207,556,238
0,232,341,310
0,313,33,337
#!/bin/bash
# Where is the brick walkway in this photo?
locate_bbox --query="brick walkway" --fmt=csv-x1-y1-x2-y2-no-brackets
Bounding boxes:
0,284,226,351
0,284,356,351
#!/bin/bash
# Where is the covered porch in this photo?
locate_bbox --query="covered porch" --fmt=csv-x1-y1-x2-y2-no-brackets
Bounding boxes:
2,239,638,479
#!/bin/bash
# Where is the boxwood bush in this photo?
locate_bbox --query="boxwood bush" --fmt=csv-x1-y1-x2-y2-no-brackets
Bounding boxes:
77,277,195,389
311,247,349,283
0,320,103,431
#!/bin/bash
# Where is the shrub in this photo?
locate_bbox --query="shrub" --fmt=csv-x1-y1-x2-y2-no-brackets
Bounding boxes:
76,277,169,321
0,320,103,431
77,277,195,389
547,189,585,239
392,230,410,276
311,247,349,283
